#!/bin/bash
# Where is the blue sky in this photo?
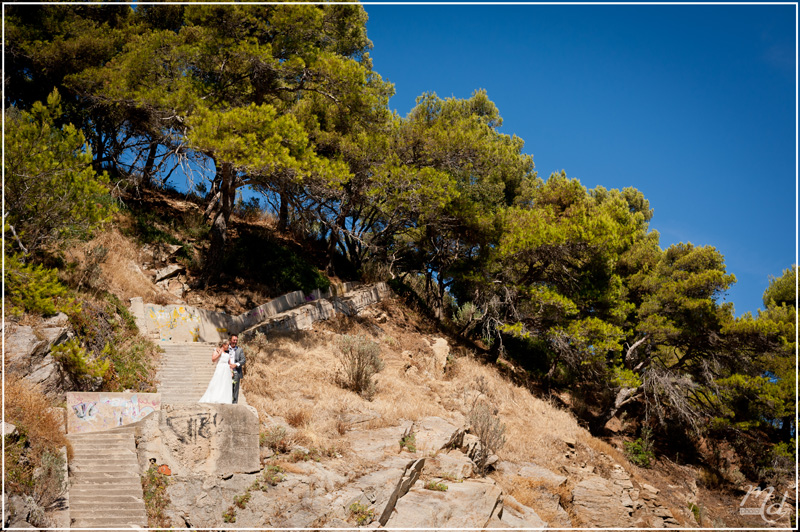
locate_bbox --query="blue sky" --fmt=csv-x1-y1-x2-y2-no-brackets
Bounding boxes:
362,3,797,316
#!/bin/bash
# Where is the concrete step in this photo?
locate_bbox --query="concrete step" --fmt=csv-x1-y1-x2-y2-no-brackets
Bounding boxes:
71,490,144,500
70,444,136,453
68,427,136,441
160,371,217,376
70,465,139,474
69,480,143,489
72,511,147,520
69,472,141,482
69,459,139,468
71,501,145,511
72,448,137,457
72,520,147,528
69,436,136,444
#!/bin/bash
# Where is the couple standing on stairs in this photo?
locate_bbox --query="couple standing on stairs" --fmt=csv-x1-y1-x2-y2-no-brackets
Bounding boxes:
199,334,245,404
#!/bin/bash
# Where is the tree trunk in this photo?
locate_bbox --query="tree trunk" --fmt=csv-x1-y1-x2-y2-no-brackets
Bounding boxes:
142,140,159,187
277,187,289,233
205,162,235,283
325,209,347,275
203,173,222,222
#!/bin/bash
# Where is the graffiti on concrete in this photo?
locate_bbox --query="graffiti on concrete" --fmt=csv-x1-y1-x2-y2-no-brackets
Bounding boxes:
72,401,98,420
147,306,202,340
67,392,160,433
166,413,218,444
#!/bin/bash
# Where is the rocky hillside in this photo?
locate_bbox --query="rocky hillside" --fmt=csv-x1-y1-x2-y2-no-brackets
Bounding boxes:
4,194,795,529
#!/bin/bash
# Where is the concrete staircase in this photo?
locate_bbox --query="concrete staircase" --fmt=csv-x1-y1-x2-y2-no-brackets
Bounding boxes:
67,425,147,528
157,342,220,404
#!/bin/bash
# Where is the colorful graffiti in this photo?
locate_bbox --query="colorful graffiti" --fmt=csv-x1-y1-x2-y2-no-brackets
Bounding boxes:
147,305,202,341
67,392,161,433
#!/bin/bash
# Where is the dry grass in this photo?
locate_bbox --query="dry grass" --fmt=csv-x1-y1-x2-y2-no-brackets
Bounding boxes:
4,375,69,454
578,430,634,472
63,227,164,303
4,375,70,507
286,407,313,428
242,302,586,472
492,474,578,526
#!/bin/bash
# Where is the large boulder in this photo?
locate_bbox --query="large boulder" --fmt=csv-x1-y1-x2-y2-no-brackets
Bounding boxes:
137,403,260,478
4,320,74,398
571,474,635,527
412,416,460,453
426,449,474,480
486,494,549,528
344,422,414,462
427,337,450,373
384,477,503,528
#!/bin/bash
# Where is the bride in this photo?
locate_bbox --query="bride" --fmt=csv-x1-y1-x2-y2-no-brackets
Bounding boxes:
199,339,233,404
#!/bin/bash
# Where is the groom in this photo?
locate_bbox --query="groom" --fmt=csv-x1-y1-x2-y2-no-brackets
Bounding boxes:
228,334,245,404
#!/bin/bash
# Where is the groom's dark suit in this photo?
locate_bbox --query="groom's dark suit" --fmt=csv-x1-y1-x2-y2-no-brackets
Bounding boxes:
230,345,245,404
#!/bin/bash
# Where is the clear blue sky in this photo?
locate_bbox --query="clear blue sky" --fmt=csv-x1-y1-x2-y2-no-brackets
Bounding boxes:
362,2,797,316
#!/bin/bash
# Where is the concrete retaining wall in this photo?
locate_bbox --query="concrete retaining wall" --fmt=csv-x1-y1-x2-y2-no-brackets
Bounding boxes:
241,282,391,340
67,392,161,433
129,281,374,342
227,281,361,334
129,299,232,343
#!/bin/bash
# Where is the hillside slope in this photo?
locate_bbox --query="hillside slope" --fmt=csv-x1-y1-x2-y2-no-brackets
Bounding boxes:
4,190,795,529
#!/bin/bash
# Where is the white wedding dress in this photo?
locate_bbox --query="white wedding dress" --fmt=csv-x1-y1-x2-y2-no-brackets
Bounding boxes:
199,349,233,404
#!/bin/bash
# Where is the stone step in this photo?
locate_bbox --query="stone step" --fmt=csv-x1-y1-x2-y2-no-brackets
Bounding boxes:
161,371,220,377
159,367,218,372
71,489,144,499
71,500,145,510
72,520,147,529
69,458,139,467
69,472,141,482
159,364,217,368
72,510,146,519
159,354,218,358
160,361,216,365
72,447,137,456
68,432,135,440
157,377,215,383
70,444,136,453
68,434,137,442
70,465,139,474
69,480,143,490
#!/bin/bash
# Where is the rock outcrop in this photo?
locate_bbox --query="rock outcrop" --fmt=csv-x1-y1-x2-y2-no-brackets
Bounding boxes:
3,314,74,399
135,403,260,478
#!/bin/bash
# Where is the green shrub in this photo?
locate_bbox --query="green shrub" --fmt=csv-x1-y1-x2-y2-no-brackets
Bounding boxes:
468,401,507,475
51,338,110,388
399,431,417,453
142,464,171,527
4,433,34,495
4,249,78,317
33,449,66,508
260,426,291,453
424,480,448,491
453,301,482,331
262,464,285,487
222,505,237,523
233,492,251,509
688,502,702,523
349,501,374,525
624,427,655,468
66,296,159,392
336,334,384,400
